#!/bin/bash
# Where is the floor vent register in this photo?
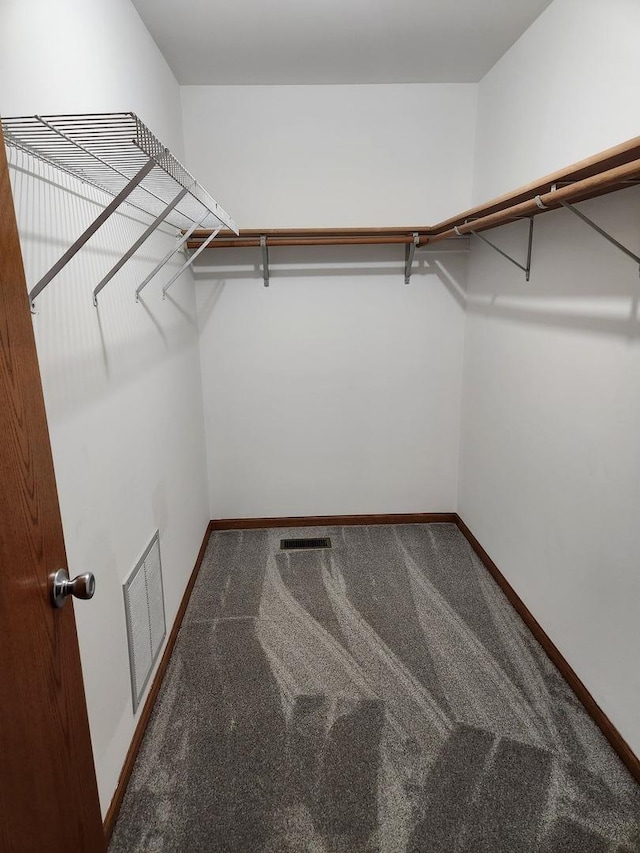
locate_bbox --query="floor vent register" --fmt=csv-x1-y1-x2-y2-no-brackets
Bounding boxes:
280,537,332,551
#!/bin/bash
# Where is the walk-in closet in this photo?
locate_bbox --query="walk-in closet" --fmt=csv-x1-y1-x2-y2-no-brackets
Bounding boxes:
1,1,639,850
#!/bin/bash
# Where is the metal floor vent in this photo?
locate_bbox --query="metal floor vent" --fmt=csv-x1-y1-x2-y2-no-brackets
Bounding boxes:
280,537,332,551
123,530,166,712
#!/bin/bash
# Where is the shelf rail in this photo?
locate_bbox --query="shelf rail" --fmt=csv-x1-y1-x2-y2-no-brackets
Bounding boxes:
1,112,238,307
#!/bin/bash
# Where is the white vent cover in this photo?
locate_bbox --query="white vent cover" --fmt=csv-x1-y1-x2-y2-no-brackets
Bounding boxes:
123,530,166,712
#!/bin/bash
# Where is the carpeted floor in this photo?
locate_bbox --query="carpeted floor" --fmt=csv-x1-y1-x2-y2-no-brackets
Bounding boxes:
109,523,640,852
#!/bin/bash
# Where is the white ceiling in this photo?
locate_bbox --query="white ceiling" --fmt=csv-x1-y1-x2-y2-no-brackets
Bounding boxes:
131,0,553,85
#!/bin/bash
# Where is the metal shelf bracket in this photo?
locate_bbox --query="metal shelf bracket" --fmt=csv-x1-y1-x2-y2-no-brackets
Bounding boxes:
460,216,534,281
162,226,222,298
261,235,269,287
404,232,419,284
559,199,640,275
30,154,160,308
93,183,191,307
136,211,209,301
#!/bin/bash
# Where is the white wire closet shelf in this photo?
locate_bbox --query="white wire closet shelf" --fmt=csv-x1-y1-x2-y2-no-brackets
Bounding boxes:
1,112,238,306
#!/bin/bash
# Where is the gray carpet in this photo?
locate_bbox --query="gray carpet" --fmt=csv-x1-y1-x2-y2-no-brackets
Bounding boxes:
109,523,640,852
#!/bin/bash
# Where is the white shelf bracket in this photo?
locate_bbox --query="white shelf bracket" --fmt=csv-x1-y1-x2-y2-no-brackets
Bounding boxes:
93,183,191,307
461,216,534,282
162,226,222,298
135,210,209,301
29,155,160,308
261,235,269,287
404,232,419,284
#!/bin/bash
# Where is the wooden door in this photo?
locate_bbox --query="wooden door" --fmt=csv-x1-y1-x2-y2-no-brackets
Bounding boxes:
0,126,105,851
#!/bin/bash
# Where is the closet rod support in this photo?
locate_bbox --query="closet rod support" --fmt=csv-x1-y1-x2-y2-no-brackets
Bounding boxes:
29,154,161,308
559,200,640,273
462,216,534,282
136,211,209,301
93,184,191,307
162,226,222,298
261,235,269,287
404,232,419,284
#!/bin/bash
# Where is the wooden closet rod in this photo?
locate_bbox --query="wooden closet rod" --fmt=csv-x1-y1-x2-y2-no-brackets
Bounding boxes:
186,134,640,250
188,235,427,249
429,156,640,244
192,227,429,237
431,133,640,232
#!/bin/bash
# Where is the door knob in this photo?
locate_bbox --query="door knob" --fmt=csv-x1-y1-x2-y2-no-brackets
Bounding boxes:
51,569,96,609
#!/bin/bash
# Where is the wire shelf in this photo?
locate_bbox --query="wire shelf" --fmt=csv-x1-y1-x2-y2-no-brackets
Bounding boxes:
2,112,237,305
2,112,236,233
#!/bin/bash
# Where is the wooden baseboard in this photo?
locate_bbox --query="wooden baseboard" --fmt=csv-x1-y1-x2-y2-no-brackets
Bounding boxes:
103,521,213,842
210,512,457,530
454,514,640,785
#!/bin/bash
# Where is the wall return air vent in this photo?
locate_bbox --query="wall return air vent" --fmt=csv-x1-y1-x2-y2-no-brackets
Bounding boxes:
123,530,166,712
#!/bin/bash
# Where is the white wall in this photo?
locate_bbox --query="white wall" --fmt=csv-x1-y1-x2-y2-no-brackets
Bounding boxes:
181,84,476,226
460,0,640,756
182,84,476,518
472,0,640,204
195,246,467,518
1,0,211,814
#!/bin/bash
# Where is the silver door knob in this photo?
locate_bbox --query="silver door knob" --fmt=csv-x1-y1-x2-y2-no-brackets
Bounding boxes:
51,568,96,609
